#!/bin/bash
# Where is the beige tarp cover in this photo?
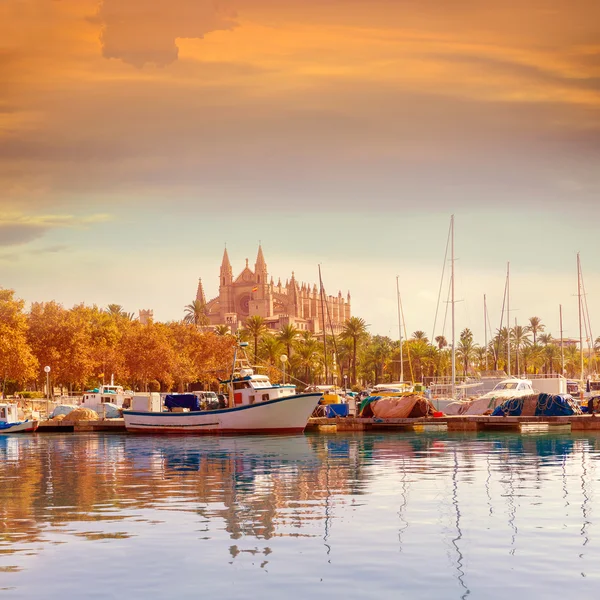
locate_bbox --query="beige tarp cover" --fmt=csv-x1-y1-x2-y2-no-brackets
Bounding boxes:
371,394,436,419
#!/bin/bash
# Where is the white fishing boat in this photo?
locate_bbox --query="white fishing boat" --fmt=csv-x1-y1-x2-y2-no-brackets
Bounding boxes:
0,402,38,434
123,342,322,434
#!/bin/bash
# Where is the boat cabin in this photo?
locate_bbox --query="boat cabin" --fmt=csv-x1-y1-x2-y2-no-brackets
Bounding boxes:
228,370,296,407
0,403,19,424
82,385,131,407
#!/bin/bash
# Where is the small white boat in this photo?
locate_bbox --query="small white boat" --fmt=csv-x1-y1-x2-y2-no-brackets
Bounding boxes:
0,402,38,434
446,378,535,415
123,343,322,434
80,384,133,418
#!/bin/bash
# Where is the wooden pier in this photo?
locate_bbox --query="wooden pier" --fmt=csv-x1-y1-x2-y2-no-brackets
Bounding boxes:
37,418,127,433
29,415,600,435
306,415,600,433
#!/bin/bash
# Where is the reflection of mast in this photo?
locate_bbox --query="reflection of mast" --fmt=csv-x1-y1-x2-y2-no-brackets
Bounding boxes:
505,461,518,554
323,441,332,558
451,448,470,599
580,447,590,552
397,458,409,551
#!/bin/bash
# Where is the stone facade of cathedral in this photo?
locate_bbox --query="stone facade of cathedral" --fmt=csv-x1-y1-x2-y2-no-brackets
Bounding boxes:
196,246,351,334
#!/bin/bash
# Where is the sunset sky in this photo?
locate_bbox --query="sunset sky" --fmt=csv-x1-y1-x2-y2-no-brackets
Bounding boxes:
1,0,599,342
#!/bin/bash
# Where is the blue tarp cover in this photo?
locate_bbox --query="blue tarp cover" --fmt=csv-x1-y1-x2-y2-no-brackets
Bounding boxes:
165,394,200,411
491,393,581,417
326,404,349,418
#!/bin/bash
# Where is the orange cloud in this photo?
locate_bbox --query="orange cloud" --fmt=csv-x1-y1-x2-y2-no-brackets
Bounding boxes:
92,0,238,67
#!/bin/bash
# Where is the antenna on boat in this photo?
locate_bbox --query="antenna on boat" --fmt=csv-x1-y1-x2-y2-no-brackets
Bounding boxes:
396,276,404,383
451,215,456,399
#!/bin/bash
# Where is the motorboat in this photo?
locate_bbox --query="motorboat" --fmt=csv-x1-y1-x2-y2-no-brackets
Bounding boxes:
80,384,133,418
445,378,535,415
123,342,322,434
370,382,415,396
0,402,38,433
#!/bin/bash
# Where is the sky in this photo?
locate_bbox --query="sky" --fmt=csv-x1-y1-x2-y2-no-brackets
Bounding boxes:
1,0,599,343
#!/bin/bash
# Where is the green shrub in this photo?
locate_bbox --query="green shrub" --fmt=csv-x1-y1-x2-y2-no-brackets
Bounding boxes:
17,391,45,399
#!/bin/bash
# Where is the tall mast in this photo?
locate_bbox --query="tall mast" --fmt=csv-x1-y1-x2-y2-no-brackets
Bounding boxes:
507,262,511,377
578,252,584,380
396,276,404,382
318,264,329,385
559,304,564,375
451,215,456,398
484,294,488,372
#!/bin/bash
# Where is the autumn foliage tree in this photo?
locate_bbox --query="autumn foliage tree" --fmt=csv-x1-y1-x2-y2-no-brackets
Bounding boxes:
0,289,38,393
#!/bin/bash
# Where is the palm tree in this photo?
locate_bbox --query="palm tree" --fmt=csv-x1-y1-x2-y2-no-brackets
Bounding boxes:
538,333,553,346
106,304,124,316
214,324,231,336
412,331,428,343
435,335,448,350
277,324,298,358
296,337,320,384
456,328,477,375
527,316,545,346
474,347,488,371
183,300,208,327
245,316,268,359
259,336,283,366
342,317,368,386
511,325,531,376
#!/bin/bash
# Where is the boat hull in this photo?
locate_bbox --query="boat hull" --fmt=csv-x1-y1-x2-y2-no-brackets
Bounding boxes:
0,420,39,434
123,393,322,435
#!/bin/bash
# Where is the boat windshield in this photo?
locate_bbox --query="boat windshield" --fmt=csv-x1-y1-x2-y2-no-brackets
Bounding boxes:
495,382,519,390
251,377,271,389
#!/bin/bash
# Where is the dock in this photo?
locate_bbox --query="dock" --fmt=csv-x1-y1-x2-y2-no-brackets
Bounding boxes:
28,414,600,434
306,415,600,433
37,418,127,433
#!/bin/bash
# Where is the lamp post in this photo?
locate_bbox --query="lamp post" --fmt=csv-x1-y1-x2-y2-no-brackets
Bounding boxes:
44,366,51,418
280,354,288,385
343,374,348,394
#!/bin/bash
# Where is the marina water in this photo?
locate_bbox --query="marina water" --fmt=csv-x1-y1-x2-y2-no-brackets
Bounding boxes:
1,432,599,598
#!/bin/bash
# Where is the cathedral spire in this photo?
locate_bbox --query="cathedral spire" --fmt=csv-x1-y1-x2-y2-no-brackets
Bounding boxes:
220,247,233,287
196,278,206,305
254,244,267,284
221,247,231,270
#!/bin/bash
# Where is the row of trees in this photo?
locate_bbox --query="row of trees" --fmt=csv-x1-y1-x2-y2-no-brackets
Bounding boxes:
2,288,598,396
0,290,235,395
228,315,599,386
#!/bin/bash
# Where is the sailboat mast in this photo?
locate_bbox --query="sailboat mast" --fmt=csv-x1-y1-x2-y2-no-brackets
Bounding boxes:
507,262,511,377
396,276,404,382
484,294,488,372
451,215,456,398
318,264,329,385
578,252,584,381
559,304,564,375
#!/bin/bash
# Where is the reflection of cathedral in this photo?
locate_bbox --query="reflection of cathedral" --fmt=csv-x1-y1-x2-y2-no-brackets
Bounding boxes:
197,245,351,333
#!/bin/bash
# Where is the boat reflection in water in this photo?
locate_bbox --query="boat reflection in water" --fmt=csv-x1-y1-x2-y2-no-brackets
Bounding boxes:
1,432,600,598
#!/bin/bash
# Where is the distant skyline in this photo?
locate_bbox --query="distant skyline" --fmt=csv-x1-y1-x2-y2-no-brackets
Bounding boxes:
1,0,599,343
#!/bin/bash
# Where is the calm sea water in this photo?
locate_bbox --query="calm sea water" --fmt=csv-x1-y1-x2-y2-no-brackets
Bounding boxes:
1,432,599,599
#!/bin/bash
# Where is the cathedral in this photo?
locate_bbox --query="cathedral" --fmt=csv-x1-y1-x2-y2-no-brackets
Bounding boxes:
196,246,351,334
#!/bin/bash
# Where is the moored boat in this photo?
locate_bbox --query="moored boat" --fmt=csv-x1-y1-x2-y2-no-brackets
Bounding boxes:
445,377,535,415
0,402,38,434
123,342,322,434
